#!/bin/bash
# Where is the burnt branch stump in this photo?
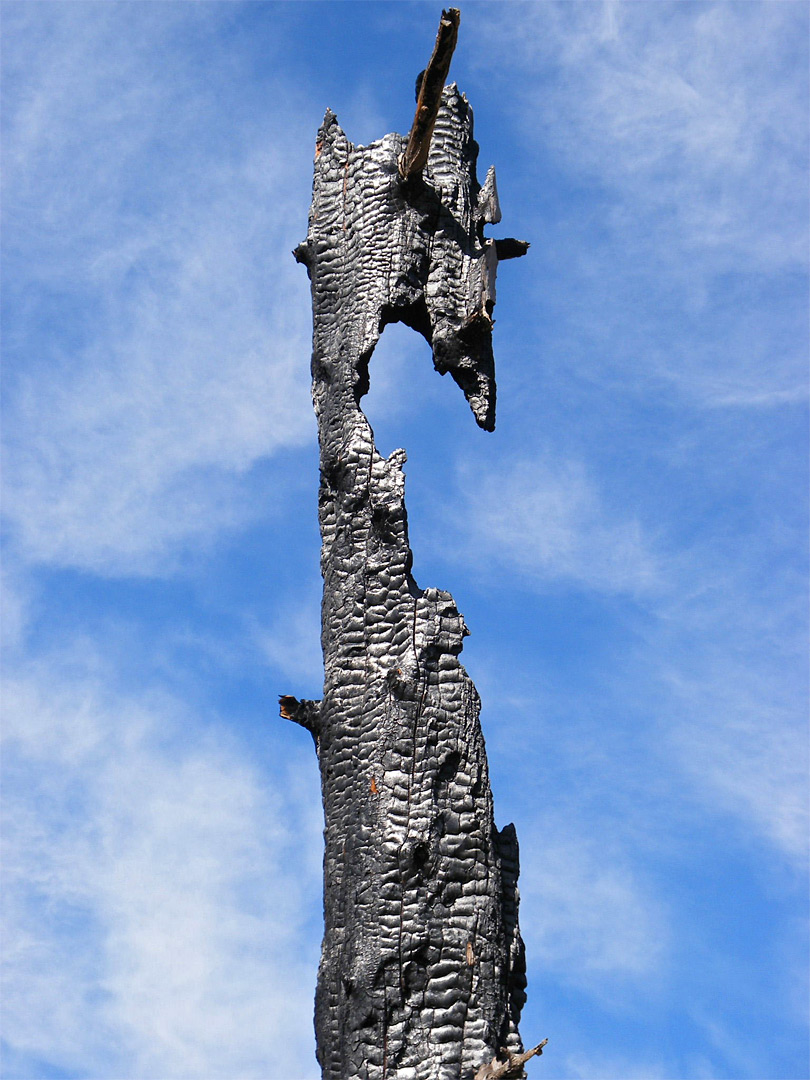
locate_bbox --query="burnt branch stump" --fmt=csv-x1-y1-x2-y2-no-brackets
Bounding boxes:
285,11,536,1080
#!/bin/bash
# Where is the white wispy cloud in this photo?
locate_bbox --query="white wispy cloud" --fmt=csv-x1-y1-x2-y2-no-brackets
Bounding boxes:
450,3,808,875
561,1052,668,1080
660,642,808,864
476,1,807,271
461,461,807,867
519,827,668,987
256,583,324,689
453,455,659,596
447,437,806,868
2,649,322,1080
2,3,315,576
470,1,807,408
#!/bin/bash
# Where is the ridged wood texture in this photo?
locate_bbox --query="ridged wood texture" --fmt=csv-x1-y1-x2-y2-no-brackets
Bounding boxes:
294,85,527,1080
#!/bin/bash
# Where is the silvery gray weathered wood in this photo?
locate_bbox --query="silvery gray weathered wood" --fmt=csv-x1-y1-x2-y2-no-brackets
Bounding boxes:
288,79,530,1080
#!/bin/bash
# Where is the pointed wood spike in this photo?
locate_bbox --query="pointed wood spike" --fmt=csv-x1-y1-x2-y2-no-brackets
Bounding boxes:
399,8,460,178
478,165,502,224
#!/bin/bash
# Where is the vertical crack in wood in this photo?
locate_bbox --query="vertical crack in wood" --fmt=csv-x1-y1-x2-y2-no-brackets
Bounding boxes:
290,14,532,1079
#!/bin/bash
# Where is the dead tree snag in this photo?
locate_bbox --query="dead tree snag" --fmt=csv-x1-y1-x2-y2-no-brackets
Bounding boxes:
285,10,537,1079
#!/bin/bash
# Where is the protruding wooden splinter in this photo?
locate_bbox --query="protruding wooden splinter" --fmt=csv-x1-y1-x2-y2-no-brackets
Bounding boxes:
399,7,460,178
474,1039,549,1080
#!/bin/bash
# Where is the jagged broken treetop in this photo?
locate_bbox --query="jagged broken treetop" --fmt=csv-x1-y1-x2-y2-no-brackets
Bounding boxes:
294,7,528,434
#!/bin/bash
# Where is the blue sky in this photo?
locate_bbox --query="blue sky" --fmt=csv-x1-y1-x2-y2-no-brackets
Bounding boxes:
1,3,807,1078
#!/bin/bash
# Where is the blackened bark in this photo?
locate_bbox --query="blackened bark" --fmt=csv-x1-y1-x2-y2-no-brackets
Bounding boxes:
287,16,533,1080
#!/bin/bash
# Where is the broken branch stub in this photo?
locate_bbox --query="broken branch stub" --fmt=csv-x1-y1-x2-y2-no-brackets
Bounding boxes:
287,10,537,1079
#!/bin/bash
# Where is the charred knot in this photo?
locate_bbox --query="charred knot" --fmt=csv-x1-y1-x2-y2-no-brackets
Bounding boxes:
412,840,430,870
493,238,530,261
311,354,332,384
370,503,399,542
386,666,418,701
398,838,433,882
436,749,462,785
320,457,351,492
420,625,465,662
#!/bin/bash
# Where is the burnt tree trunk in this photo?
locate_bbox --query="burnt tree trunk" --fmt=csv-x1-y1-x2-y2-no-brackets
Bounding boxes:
283,11,536,1080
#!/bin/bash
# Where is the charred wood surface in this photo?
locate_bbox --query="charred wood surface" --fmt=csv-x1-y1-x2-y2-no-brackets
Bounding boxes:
289,24,531,1079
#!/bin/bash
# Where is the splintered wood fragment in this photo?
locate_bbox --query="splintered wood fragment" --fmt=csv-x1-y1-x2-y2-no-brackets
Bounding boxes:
478,165,502,224
474,1040,549,1080
399,7,460,178
278,694,296,719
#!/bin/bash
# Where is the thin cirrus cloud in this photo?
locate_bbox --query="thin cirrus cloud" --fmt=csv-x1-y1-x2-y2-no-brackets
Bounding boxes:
454,456,659,597
477,0,807,270
563,1054,668,1080
1,10,323,1077
661,650,808,864
454,450,807,867
471,1,807,409
2,651,322,1080
256,585,324,689
453,3,808,877
2,2,315,576
519,831,668,984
